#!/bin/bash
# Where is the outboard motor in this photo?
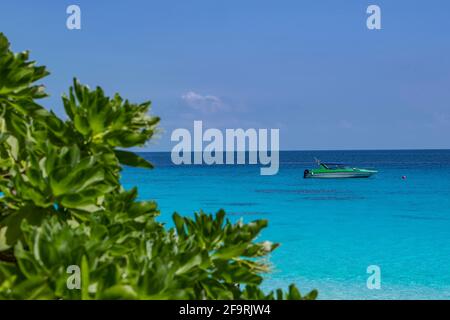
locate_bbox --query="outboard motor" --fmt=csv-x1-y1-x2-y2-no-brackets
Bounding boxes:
303,169,310,178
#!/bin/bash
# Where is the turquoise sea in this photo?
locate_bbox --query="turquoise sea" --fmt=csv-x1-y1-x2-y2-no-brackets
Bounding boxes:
122,150,450,299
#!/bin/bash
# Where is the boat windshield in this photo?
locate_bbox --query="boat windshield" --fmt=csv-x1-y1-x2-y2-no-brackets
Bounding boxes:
320,163,349,170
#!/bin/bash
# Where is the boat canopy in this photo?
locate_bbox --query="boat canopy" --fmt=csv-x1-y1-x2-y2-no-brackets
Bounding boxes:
320,163,350,169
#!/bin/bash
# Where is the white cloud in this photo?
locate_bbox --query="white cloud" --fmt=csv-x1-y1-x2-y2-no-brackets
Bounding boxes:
181,91,224,112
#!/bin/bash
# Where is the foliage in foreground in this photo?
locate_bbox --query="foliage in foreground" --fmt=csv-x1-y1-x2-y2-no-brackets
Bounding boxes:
0,33,317,300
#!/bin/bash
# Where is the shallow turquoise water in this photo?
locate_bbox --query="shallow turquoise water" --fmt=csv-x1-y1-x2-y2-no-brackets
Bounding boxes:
122,150,450,299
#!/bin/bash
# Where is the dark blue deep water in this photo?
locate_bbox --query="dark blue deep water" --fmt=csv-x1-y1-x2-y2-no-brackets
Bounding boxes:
122,150,450,299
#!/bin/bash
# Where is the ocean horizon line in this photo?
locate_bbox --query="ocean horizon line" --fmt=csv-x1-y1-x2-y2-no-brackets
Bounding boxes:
134,148,450,153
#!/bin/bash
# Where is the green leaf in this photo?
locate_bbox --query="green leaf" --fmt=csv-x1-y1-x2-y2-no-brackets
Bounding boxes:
81,255,90,300
172,213,186,237
287,284,302,300
100,285,138,300
1,205,47,248
304,289,318,300
175,253,204,275
212,244,248,260
114,150,153,169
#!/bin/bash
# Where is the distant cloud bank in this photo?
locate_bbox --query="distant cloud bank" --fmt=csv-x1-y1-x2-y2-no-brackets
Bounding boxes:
181,91,224,112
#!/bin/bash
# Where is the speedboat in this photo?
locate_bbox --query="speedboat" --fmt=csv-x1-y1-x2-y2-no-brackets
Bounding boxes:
303,160,377,179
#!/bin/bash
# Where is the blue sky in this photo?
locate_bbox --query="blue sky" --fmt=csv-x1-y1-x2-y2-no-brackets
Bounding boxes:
1,0,449,150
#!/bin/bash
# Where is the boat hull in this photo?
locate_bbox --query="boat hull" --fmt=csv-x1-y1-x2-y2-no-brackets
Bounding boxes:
304,169,377,179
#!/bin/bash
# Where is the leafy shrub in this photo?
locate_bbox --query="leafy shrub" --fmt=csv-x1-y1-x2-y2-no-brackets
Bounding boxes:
0,33,317,300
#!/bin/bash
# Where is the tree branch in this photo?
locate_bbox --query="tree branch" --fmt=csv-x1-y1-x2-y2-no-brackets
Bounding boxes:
0,250,16,263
